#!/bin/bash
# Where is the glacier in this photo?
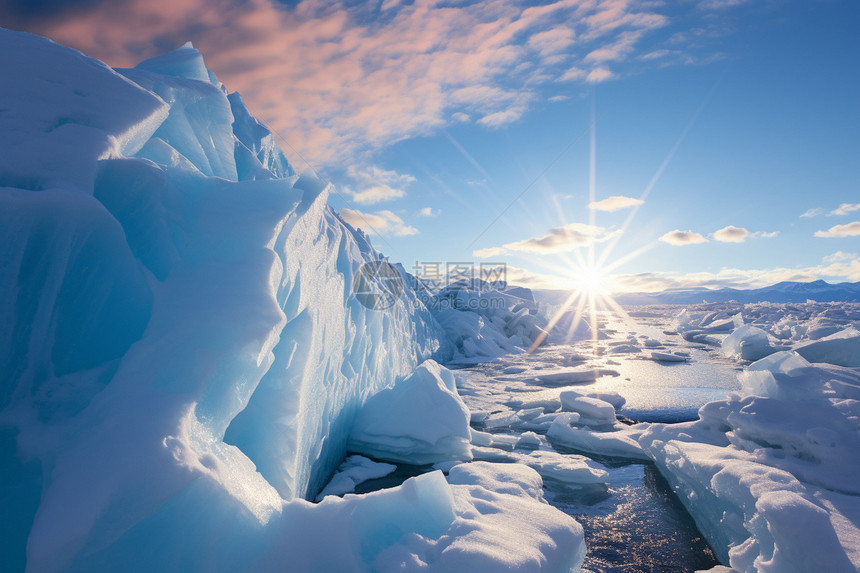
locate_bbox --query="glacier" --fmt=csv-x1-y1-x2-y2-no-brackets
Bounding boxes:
0,28,584,572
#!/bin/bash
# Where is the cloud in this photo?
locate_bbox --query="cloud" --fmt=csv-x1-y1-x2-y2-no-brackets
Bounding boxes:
586,67,615,83
801,207,824,218
338,208,417,236
0,0,744,165
588,195,643,211
697,0,749,10
823,251,857,264
344,164,413,204
713,225,748,243
752,231,779,238
814,222,860,238
503,223,615,254
473,246,507,259
418,207,439,217
831,203,860,216
659,230,707,246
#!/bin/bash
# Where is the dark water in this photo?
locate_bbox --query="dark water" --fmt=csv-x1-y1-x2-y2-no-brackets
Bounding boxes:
547,444,719,572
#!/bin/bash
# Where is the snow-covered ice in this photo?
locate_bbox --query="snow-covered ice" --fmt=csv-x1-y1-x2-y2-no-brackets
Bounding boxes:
347,360,473,465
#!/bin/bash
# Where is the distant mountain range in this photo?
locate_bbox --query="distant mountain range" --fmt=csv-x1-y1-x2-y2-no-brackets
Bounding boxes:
531,280,860,306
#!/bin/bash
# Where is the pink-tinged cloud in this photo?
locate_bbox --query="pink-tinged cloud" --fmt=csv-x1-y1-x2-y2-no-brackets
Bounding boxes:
814,222,860,238
659,229,707,246
586,67,615,83
4,0,732,165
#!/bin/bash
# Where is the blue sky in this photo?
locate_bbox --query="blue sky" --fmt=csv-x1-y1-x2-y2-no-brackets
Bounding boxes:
5,0,859,291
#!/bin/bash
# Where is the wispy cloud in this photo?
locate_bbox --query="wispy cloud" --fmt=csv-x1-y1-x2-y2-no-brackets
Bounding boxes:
831,203,860,216
503,223,616,254
2,0,746,165
814,221,860,238
823,251,857,263
801,207,825,218
343,164,413,205
586,67,615,83
339,208,417,236
588,195,644,211
418,207,439,217
659,229,707,246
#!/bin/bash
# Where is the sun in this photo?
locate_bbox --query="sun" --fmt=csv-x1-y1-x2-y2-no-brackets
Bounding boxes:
575,266,608,294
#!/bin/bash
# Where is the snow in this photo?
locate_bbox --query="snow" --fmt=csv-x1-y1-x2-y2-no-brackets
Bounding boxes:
794,327,860,367
348,360,473,465
0,29,168,193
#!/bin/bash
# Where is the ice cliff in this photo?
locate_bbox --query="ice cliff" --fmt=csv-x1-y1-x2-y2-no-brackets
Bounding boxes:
0,29,584,572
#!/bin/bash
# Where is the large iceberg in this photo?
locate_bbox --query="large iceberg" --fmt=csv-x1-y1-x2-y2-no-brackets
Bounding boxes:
1,29,587,571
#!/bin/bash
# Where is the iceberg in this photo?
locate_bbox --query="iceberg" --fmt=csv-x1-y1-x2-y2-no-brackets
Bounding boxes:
1,28,591,573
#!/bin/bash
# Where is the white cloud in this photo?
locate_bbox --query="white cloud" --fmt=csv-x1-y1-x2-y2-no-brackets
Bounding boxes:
713,225,748,243
345,165,413,204
823,251,857,264
801,207,825,218
659,229,708,246
814,222,860,238
588,195,644,211
338,208,417,236
752,231,779,238
503,223,615,254
548,95,568,102
473,246,508,259
418,207,439,217
348,185,405,204
831,203,860,216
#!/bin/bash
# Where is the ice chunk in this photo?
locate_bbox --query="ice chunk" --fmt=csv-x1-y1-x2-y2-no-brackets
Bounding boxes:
348,360,473,465
794,327,860,367
547,414,650,460
315,455,396,501
722,324,776,361
649,351,689,362
559,392,617,425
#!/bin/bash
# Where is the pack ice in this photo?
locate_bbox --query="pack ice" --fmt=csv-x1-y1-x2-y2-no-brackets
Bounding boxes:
0,29,584,572
578,303,860,572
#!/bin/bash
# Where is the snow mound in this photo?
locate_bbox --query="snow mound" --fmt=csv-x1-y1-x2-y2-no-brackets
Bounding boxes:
348,360,473,465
